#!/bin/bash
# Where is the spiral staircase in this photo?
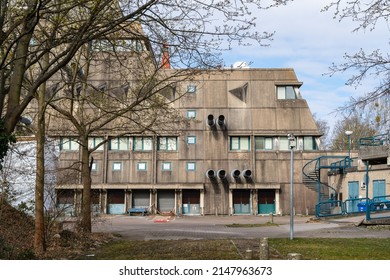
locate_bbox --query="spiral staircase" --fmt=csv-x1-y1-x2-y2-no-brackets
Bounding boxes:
302,156,351,217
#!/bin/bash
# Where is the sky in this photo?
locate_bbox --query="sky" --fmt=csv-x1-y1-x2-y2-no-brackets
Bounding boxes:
221,0,389,134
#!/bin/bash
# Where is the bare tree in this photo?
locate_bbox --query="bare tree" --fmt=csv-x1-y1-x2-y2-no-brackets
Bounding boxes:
46,38,190,232
313,113,330,149
1,0,294,251
329,110,378,151
323,1,390,110
0,0,291,161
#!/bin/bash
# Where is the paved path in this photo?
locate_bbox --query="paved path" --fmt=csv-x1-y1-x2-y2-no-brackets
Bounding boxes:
92,214,390,240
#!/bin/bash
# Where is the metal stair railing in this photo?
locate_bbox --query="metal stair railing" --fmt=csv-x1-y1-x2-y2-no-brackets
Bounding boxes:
302,156,351,217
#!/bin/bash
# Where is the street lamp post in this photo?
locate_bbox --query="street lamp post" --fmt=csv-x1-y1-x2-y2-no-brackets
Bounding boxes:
288,133,296,240
345,130,353,158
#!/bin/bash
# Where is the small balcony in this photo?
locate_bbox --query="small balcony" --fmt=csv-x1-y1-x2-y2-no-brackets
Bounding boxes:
358,133,390,164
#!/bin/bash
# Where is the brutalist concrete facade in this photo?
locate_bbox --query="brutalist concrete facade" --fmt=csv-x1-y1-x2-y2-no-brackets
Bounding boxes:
55,68,326,216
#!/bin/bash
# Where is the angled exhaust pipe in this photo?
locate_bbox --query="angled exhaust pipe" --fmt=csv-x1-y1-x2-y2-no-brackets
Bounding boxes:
207,114,216,127
231,169,241,179
206,169,216,179
217,115,225,127
242,169,252,179
217,169,227,180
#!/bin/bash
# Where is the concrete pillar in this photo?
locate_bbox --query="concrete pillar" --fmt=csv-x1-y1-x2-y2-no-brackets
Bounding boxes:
229,189,233,215
200,189,205,216
259,237,269,260
287,253,302,260
275,189,281,215
125,190,132,212
245,249,253,260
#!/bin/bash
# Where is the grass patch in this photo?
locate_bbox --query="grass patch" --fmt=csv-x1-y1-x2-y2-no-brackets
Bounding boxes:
82,239,242,260
78,238,390,260
226,222,279,228
269,238,390,260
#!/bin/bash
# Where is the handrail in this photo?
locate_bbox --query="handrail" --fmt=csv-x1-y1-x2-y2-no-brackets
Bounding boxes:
358,133,389,147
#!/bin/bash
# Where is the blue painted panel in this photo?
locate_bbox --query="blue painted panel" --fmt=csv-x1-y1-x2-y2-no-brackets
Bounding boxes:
234,203,251,214
258,204,275,214
108,203,125,214
348,181,359,212
182,204,200,215
373,180,386,198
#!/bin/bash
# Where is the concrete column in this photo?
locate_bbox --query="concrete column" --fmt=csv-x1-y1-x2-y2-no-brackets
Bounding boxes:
245,249,253,260
200,189,205,216
229,189,233,215
259,237,269,260
125,190,132,212
287,253,302,260
101,189,107,214
275,189,281,215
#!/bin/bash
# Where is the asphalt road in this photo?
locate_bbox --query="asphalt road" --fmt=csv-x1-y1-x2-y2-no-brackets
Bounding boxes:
92,214,390,240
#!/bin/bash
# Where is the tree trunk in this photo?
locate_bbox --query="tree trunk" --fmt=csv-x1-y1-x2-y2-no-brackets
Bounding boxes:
79,141,92,232
34,66,46,254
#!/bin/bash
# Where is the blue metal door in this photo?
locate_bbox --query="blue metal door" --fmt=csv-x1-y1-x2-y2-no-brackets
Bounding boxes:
373,180,386,198
233,189,251,214
182,190,200,215
258,189,275,214
107,189,125,214
348,181,359,212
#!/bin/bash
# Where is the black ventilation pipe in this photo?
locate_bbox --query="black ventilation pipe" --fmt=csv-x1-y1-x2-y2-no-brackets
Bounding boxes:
217,169,227,180
217,115,225,127
206,169,216,179
243,169,252,179
231,169,241,179
207,114,216,127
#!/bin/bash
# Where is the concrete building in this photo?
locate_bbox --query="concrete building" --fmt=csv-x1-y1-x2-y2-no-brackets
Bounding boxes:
54,66,328,216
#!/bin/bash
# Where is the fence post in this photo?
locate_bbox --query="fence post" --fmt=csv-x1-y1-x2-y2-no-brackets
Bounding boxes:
259,237,269,260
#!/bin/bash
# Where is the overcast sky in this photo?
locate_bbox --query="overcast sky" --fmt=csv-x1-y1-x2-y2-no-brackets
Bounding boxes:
222,0,389,133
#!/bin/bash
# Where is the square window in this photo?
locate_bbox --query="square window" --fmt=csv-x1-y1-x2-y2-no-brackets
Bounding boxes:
187,136,196,144
158,137,177,151
112,162,122,171
162,162,171,171
303,136,317,150
109,137,130,150
187,85,197,93
186,162,196,171
187,110,196,119
88,137,104,151
133,136,153,151
255,137,274,150
279,137,289,151
137,162,147,171
230,136,250,151
60,137,79,151
276,86,299,100
91,162,98,171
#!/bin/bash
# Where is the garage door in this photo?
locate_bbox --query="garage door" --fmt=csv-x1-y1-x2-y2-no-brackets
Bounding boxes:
258,189,275,214
157,190,175,213
107,189,125,214
233,189,251,214
132,190,150,208
182,190,200,215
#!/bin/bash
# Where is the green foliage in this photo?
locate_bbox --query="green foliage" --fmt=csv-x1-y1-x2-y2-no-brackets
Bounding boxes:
75,237,390,260
269,238,390,260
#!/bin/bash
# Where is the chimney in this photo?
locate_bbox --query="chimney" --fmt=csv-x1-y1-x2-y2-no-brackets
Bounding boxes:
161,41,170,69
